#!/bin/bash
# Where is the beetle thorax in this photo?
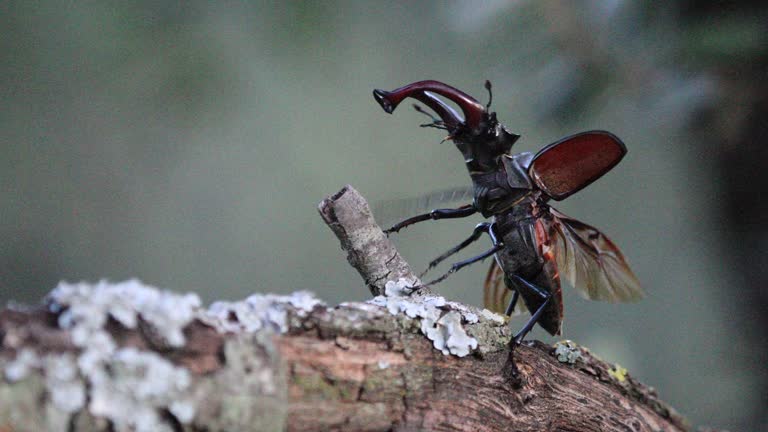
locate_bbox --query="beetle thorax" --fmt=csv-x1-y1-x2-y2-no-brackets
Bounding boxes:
454,119,521,174
469,150,537,217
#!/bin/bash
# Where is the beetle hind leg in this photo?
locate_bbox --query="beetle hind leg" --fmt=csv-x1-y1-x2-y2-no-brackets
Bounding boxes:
502,275,551,386
504,290,520,316
507,274,551,345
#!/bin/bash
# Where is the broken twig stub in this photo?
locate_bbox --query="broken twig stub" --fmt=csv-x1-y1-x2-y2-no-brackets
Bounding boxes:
318,184,422,296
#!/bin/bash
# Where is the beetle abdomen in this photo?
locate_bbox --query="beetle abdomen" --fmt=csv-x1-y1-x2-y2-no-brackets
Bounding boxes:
495,207,564,335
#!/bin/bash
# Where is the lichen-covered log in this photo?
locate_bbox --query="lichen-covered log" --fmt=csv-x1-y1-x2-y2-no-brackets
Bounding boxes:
1,281,688,432
0,186,710,431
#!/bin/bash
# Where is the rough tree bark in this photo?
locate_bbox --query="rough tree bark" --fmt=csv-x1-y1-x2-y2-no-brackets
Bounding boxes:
0,185,713,432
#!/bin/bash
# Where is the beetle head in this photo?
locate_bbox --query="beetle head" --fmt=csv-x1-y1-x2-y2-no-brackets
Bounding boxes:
373,80,520,172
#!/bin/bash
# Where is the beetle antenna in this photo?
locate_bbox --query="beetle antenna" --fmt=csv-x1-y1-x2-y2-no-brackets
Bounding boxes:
413,104,448,130
422,123,449,131
484,80,493,110
413,104,439,122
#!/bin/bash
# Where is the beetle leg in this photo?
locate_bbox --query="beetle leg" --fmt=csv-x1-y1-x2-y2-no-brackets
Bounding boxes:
384,204,477,234
422,223,503,286
508,274,551,345
423,243,504,287
504,290,520,316
420,222,492,277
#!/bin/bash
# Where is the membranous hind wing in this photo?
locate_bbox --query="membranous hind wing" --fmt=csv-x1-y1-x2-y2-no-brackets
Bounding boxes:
529,131,627,201
546,208,643,302
532,217,565,335
483,260,527,317
372,186,473,227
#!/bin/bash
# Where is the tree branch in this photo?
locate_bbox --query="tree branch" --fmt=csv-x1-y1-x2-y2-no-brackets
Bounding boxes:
317,184,423,297
0,186,710,431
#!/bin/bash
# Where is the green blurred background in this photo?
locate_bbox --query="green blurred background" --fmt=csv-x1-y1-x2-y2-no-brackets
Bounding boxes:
2,1,766,430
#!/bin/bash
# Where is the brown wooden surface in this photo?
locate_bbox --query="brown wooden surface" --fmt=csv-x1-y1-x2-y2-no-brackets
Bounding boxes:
277,328,688,432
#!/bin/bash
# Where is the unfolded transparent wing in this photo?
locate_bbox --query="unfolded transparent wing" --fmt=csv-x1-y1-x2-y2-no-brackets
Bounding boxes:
483,260,527,317
533,218,565,335
547,208,643,302
372,186,474,226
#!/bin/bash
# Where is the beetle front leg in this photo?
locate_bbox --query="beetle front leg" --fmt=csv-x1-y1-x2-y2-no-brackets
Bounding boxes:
384,204,477,234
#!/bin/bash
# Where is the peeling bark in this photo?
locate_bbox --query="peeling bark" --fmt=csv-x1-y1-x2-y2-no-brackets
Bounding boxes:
0,186,720,432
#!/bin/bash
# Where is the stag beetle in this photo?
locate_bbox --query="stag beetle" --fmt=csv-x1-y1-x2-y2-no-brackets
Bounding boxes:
372,80,643,344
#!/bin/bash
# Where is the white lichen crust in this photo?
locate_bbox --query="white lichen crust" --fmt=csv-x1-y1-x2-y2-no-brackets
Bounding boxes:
50,279,201,348
554,339,584,364
89,348,194,431
202,290,325,333
2,280,204,432
368,278,506,357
